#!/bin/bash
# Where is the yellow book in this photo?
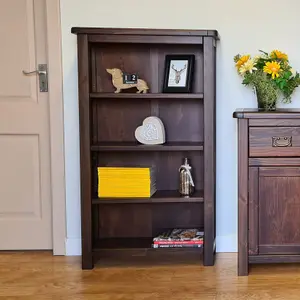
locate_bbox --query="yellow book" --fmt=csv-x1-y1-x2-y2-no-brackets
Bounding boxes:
97,166,156,198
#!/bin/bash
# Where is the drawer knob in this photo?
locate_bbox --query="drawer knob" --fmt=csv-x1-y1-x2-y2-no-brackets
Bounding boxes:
272,136,292,147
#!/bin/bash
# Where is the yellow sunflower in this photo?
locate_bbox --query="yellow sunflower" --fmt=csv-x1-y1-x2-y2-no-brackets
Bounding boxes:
263,61,281,79
270,50,288,61
235,55,250,69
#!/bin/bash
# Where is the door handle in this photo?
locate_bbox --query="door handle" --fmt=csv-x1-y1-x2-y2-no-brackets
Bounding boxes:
23,70,46,75
22,64,48,92
272,136,292,147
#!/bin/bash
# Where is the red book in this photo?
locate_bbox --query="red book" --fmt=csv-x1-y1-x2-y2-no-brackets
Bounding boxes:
153,240,203,245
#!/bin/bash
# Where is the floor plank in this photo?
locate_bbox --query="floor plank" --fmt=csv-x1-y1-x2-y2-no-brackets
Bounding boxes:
1,252,300,299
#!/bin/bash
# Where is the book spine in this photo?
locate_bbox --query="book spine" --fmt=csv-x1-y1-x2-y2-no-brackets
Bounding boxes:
152,244,203,248
153,240,203,245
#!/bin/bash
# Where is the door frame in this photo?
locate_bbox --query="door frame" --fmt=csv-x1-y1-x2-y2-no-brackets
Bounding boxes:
46,0,66,255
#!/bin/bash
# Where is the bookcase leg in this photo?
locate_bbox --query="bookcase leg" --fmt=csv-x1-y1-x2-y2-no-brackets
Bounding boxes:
82,255,94,270
203,244,215,266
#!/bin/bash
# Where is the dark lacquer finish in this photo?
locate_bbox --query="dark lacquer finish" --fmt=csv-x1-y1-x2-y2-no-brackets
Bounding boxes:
72,27,218,269
203,36,217,266
92,190,204,204
234,109,300,276
77,34,93,270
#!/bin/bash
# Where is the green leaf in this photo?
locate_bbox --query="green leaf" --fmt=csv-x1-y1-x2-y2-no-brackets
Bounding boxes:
284,71,292,79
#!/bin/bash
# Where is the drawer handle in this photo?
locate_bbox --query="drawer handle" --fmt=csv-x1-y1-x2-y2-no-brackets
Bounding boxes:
272,136,292,147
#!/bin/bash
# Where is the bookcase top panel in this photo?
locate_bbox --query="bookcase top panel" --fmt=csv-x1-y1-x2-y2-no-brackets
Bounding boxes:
71,27,219,39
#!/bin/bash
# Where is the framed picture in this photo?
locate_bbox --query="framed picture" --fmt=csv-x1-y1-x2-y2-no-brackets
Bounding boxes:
162,54,195,93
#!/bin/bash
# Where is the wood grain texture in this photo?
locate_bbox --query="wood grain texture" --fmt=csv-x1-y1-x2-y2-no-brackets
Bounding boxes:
259,169,300,255
91,141,204,152
77,34,93,269
237,119,249,276
3,252,300,299
249,127,300,157
249,119,300,126
248,167,258,255
89,35,203,44
260,167,300,177
71,27,219,37
233,108,300,119
249,254,300,264
249,157,300,166
159,99,203,142
94,202,204,240
90,93,204,99
203,36,216,266
259,245,300,255
92,190,204,204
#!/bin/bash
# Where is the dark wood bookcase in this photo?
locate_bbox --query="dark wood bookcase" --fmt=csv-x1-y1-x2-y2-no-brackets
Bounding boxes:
71,27,219,269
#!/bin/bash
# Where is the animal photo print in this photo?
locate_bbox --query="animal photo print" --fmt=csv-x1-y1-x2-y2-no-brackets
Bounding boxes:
167,60,188,87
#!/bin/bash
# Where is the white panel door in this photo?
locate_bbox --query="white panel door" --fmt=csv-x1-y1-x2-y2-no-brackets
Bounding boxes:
0,0,52,249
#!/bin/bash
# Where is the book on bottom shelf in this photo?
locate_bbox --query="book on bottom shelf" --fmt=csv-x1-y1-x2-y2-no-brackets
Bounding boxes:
152,228,204,249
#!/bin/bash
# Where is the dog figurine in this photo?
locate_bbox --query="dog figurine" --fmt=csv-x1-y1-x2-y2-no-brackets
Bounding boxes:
106,68,149,93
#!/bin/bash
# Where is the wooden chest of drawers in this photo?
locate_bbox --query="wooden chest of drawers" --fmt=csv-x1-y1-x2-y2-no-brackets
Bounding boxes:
233,109,300,276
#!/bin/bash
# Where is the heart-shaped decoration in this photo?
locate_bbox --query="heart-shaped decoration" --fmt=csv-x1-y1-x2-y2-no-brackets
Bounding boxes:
135,116,166,145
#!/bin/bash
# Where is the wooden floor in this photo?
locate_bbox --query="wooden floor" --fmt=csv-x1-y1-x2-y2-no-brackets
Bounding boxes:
1,252,300,299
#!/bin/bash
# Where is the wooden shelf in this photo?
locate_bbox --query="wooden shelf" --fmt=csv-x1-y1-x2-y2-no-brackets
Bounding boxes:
91,142,204,152
93,237,203,251
90,93,204,99
93,237,152,250
93,190,204,204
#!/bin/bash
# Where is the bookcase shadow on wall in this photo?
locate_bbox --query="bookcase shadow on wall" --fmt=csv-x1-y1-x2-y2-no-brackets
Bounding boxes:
71,27,219,269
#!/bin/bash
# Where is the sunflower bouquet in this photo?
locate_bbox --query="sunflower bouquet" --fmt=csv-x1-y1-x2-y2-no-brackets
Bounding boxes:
234,50,300,110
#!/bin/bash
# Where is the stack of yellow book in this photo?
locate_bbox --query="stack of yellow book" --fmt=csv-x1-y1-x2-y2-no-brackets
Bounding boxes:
97,167,156,198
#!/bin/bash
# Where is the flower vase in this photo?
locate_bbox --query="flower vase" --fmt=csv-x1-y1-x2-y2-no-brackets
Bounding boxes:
255,86,278,111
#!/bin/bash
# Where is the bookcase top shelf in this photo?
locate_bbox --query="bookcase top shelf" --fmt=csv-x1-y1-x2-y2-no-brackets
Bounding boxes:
71,27,219,39
71,27,219,45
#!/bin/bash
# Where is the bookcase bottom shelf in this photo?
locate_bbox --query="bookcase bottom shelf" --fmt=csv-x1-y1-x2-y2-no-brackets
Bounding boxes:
92,238,204,265
93,237,203,250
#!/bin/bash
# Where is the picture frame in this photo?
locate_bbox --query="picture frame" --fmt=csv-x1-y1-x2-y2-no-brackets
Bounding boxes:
162,54,195,93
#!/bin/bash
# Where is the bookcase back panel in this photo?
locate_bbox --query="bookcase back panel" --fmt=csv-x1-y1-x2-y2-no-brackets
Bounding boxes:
152,203,204,236
157,45,203,93
91,43,203,94
94,204,152,239
93,203,203,239
91,99,203,143
159,100,203,142
91,99,151,143
93,151,203,195
91,43,151,93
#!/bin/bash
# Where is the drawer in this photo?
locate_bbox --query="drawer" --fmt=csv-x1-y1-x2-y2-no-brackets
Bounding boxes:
249,127,300,157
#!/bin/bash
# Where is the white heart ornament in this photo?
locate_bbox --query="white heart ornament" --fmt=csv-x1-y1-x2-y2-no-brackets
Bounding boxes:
135,116,166,145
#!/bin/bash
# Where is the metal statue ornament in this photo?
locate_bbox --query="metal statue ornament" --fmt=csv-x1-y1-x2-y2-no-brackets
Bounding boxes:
179,158,195,196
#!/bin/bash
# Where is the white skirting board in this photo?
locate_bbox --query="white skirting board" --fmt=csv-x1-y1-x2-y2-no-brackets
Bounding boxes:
216,234,237,253
65,238,81,256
